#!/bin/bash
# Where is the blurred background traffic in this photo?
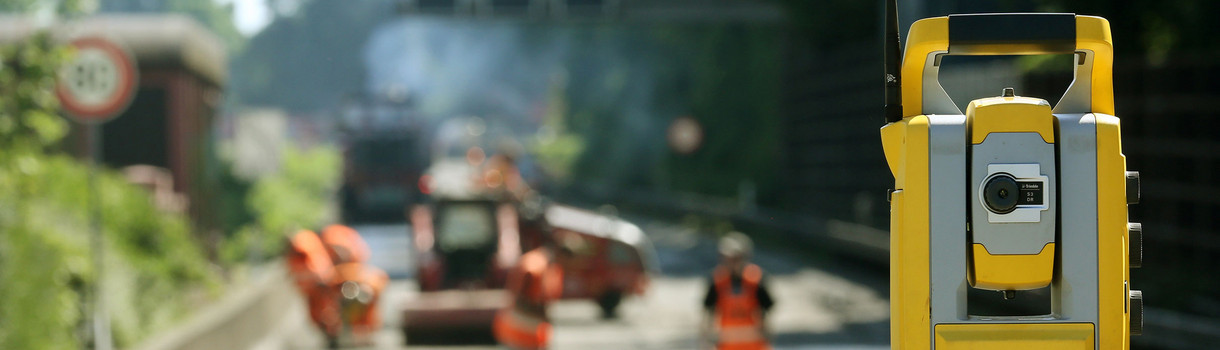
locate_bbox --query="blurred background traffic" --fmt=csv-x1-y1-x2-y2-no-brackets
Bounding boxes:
0,0,1217,349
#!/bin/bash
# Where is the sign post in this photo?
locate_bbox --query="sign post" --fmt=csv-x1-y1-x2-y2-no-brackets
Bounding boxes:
56,36,137,350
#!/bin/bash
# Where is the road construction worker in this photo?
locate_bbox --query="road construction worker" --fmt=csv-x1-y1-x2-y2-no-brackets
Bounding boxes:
493,234,577,349
285,229,341,337
320,224,371,264
319,224,389,339
702,232,774,350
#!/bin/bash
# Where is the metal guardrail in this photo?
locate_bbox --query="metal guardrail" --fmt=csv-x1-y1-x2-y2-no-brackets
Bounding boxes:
563,184,889,262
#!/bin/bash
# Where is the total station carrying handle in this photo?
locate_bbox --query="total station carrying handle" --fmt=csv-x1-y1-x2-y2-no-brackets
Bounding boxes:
949,13,1077,55
899,13,1114,118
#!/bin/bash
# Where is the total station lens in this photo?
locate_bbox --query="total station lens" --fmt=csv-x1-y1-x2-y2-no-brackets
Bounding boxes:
984,174,1020,214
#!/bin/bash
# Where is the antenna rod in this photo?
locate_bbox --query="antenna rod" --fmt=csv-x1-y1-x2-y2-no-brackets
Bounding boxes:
884,0,903,123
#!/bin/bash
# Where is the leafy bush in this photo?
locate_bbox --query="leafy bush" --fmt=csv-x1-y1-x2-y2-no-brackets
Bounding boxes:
0,32,217,349
220,145,341,264
0,155,220,348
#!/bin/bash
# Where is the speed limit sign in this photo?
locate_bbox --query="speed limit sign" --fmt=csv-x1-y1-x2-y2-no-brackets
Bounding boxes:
56,36,138,124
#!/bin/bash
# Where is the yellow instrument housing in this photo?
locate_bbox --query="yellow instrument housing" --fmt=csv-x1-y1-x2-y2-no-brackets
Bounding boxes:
967,95,1058,291
883,12,1135,350
935,323,1095,349
969,243,1055,291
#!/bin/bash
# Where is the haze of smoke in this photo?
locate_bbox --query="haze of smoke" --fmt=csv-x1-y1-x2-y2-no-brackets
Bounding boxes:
365,19,572,129
362,19,671,187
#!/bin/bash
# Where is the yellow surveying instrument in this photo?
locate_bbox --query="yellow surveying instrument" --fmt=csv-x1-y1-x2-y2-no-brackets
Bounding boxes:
880,1,1143,349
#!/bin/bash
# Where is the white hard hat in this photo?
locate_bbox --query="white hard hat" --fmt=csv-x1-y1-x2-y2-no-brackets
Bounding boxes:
718,232,753,259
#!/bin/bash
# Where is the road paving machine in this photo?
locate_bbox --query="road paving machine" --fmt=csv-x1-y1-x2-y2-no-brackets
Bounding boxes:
881,2,1143,349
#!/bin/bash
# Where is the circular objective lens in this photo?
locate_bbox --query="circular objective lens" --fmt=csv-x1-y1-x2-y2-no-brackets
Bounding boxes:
983,174,1020,214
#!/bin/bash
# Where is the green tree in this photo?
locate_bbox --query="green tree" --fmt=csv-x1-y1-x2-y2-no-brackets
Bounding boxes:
0,31,78,350
773,0,879,51
1021,0,1220,62
552,24,783,204
0,0,39,12
221,145,342,263
0,32,68,155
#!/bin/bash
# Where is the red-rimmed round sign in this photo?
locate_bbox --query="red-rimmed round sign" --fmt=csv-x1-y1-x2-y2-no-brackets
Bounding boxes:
56,36,138,124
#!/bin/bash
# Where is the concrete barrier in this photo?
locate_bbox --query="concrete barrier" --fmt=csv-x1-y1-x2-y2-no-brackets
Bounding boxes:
131,262,316,350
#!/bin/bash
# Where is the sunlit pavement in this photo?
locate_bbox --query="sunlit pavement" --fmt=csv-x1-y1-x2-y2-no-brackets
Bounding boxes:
284,219,890,350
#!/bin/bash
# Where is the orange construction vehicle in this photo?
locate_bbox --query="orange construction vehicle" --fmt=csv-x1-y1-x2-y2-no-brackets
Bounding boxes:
401,135,655,345
399,139,540,343
400,155,530,342
401,196,527,344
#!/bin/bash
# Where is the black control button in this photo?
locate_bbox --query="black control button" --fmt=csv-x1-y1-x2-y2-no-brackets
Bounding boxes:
983,174,1020,214
1129,223,1142,268
1126,171,1140,205
1130,290,1144,336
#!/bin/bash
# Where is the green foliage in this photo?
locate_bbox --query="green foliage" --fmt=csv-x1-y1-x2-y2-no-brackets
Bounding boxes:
0,33,216,348
532,133,585,181
0,197,88,350
0,32,69,154
669,26,783,198
0,0,38,12
0,31,79,349
559,25,784,202
215,158,255,237
1024,0,1220,60
772,0,879,51
1015,54,1076,74
221,145,341,263
1,155,218,348
530,79,584,182
248,145,340,234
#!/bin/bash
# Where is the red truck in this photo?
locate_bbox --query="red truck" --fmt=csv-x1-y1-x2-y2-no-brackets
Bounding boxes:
545,205,658,319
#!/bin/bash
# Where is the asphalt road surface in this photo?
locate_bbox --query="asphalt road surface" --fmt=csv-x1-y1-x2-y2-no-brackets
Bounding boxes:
282,217,891,350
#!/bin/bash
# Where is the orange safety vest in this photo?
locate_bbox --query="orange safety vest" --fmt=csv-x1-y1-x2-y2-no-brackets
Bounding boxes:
494,249,563,349
333,262,389,335
286,230,340,334
321,224,371,264
713,264,770,350
287,230,335,293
